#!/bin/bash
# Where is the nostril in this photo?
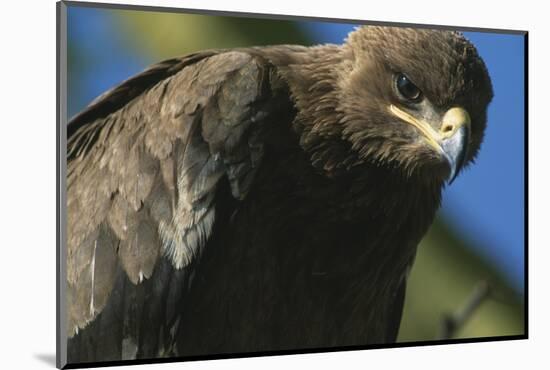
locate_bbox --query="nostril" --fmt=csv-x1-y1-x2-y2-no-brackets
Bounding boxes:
442,124,454,134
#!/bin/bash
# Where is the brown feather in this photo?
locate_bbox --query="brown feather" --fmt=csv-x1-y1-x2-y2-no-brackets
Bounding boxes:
67,50,278,339
118,212,160,285
67,224,118,336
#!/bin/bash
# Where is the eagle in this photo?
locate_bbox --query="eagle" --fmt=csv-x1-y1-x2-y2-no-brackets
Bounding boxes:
66,26,493,363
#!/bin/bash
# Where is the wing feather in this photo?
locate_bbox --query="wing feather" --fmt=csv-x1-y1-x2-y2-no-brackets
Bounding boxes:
66,50,286,339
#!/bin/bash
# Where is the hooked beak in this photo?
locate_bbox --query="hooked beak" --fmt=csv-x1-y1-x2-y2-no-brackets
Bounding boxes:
389,105,471,183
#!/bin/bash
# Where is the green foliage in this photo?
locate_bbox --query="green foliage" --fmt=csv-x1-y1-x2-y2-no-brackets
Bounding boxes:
115,10,312,59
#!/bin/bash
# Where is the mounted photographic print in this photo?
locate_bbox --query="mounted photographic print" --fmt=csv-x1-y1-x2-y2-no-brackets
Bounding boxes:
56,1,527,368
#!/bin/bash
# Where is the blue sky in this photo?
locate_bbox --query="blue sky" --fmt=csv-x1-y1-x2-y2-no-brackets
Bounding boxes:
67,8,525,291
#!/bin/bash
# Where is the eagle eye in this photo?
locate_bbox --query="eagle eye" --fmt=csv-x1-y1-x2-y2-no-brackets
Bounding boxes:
395,73,422,102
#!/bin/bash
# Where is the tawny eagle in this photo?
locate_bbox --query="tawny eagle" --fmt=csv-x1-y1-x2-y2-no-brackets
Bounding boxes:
66,26,493,363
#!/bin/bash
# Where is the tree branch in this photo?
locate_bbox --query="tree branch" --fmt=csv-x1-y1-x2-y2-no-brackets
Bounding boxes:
438,280,492,340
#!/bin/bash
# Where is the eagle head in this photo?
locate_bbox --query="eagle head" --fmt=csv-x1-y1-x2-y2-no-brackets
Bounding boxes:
295,26,493,184
341,26,493,182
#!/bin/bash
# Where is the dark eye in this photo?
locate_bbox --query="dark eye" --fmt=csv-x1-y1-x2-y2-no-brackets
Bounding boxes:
395,73,422,102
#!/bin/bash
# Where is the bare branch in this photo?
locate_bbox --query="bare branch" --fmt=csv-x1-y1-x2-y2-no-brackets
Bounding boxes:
438,280,492,340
